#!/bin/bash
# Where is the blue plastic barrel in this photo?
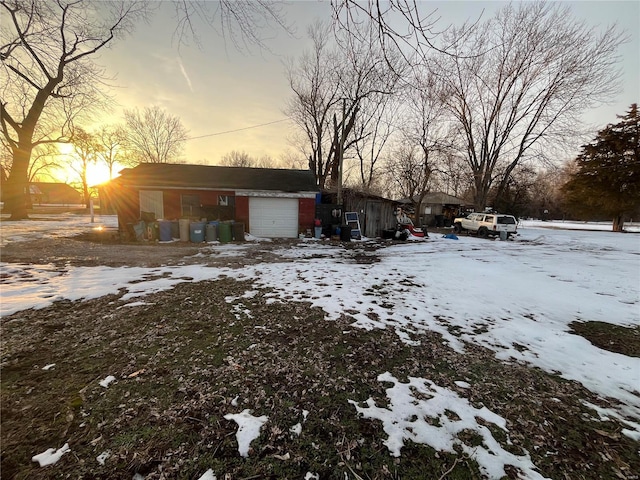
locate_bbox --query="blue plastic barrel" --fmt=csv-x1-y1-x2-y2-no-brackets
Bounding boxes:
189,222,205,243
158,221,172,241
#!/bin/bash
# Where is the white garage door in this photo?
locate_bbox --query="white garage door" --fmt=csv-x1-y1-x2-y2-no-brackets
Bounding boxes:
139,190,164,220
249,197,299,238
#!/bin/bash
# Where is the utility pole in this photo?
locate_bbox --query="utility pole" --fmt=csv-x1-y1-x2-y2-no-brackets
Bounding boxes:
336,99,345,209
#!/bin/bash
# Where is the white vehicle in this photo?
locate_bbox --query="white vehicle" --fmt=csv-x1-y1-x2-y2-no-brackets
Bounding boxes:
453,213,517,238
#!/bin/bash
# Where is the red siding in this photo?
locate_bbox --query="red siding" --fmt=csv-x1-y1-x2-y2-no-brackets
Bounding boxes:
299,198,315,232
235,196,250,229
162,190,182,219
112,185,316,237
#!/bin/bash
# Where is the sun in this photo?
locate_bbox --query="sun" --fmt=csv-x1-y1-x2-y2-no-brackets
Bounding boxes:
86,162,116,186
53,144,124,186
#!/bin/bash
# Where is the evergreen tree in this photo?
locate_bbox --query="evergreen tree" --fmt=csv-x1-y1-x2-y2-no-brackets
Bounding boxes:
563,104,640,231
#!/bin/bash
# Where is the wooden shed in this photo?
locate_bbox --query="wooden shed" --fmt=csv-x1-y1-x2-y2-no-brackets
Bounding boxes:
320,189,397,238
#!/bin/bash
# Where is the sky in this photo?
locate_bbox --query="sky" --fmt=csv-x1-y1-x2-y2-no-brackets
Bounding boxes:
1,216,639,477
92,0,640,171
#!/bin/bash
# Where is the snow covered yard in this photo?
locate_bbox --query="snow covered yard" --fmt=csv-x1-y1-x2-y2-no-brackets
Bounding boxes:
0,215,638,479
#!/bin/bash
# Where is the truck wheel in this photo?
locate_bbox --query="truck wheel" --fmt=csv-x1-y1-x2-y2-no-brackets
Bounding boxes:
454,223,462,234
478,227,488,238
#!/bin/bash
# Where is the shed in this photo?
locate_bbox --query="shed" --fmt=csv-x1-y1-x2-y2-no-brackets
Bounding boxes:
320,188,397,238
101,163,319,238
398,192,469,227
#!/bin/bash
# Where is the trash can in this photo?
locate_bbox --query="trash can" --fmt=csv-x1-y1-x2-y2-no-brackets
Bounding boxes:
218,222,232,243
340,225,352,242
146,221,159,240
314,226,322,239
158,220,172,242
189,222,205,243
499,230,508,241
132,221,145,241
205,223,218,242
179,218,190,242
232,222,245,242
170,221,180,240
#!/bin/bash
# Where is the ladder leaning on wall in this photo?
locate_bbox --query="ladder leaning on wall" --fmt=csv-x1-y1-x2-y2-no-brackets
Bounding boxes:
345,212,362,239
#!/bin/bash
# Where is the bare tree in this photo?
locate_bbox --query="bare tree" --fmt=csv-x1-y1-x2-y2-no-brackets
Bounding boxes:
0,0,147,219
27,144,64,183
68,127,98,208
434,2,625,211
388,71,451,224
286,21,401,194
219,150,276,168
171,1,293,51
351,81,402,191
331,0,454,72
96,125,126,179
123,106,188,164
384,144,434,203
429,152,472,199
286,22,341,190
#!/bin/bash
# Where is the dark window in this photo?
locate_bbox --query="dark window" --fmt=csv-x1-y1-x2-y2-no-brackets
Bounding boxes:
218,195,235,207
181,194,200,217
497,216,516,224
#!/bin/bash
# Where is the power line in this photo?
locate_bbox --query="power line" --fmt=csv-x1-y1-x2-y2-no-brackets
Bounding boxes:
187,118,291,141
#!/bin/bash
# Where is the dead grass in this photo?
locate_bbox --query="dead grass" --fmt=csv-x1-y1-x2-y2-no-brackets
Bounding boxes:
569,321,640,357
1,240,639,479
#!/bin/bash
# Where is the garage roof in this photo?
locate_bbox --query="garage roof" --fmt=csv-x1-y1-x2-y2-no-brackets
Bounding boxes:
114,163,318,193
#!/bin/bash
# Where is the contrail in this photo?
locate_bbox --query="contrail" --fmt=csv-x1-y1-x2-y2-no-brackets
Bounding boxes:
177,57,193,93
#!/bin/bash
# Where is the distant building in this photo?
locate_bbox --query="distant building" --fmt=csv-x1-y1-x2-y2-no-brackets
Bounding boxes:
29,182,82,205
397,192,469,227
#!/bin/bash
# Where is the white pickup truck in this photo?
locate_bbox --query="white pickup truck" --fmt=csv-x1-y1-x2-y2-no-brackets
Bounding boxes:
453,213,518,238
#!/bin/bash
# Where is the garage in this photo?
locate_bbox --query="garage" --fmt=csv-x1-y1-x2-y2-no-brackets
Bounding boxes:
249,197,299,238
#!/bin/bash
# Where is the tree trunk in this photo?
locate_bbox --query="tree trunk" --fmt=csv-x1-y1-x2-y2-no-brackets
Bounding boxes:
4,146,32,220
613,215,624,232
473,176,488,212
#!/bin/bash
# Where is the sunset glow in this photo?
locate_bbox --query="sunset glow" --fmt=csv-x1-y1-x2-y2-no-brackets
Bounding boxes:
52,144,123,187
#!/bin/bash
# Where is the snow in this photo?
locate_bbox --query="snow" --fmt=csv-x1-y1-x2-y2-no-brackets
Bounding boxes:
197,469,217,480
0,213,117,247
349,372,546,479
290,423,303,436
223,409,269,457
2,215,639,475
32,443,70,467
99,375,116,388
96,451,110,465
